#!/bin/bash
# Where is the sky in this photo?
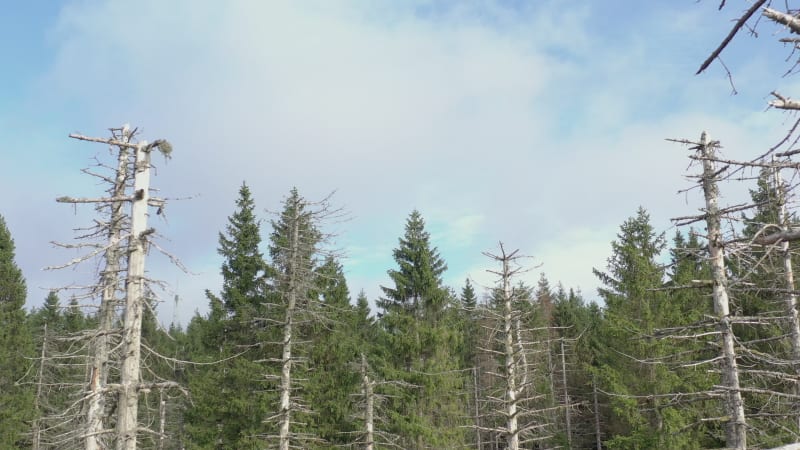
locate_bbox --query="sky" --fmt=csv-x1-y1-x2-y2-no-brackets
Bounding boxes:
2,0,798,327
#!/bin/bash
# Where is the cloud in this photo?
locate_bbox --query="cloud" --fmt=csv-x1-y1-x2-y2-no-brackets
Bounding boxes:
8,0,795,325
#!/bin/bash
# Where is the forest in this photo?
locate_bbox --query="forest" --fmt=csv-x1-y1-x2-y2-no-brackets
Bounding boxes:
8,2,800,450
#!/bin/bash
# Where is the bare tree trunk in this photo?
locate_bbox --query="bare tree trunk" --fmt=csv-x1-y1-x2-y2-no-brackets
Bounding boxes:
592,374,602,450
86,126,130,450
501,252,519,450
473,366,482,450
116,142,152,450
699,131,747,450
560,338,572,449
32,323,47,450
361,354,374,450
773,163,800,431
278,207,300,450
158,390,166,450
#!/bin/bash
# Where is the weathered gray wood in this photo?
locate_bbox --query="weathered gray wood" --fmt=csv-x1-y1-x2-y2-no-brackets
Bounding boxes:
278,205,301,450
86,125,130,450
774,164,800,430
698,132,747,450
361,354,374,450
116,142,151,450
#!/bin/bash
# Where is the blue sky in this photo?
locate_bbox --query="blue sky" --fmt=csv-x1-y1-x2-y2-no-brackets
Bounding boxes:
2,1,797,326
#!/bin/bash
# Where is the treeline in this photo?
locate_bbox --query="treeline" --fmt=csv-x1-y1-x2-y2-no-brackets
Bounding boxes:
2,161,800,449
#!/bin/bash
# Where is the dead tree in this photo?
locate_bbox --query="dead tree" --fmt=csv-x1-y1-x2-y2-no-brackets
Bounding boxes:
475,244,556,449
348,353,412,449
361,354,374,450
773,162,800,410
47,126,177,449
115,136,154,449
663,130,800,447
83,125,131,450
668,132,747,448
31,323,48,450
696,132,748,449
260,189,344,448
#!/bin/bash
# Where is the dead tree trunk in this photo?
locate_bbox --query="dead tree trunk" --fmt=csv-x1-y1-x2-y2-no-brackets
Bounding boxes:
32,323,47,450
560,338,573,449
52,128,175,449
483,245,526,450
278,206,300,450
158,389,166,450
698,131,747,450
773,162,800,429
116,141,152,450
473,366,482,450
86,125,130,450
592,374,602,450
502,253,521,450
361,354,374,450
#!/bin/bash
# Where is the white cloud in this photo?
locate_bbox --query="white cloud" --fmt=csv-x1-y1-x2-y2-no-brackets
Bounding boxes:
11,1,797,323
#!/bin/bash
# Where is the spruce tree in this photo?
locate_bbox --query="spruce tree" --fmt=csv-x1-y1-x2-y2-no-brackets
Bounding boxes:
377,210,467,448
306,257,361,446
592,208,695,449
0,214,35,448
216,182,269,326
379,210,448,318
184,182,271,448
459,278,479,369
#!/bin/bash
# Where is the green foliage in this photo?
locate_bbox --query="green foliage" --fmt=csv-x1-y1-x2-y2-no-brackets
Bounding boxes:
379,209,448,318
218,182,268,321
593,208,709,449
184,183,274,448
377,210,468,448
306,257,364,445
0,215,35,448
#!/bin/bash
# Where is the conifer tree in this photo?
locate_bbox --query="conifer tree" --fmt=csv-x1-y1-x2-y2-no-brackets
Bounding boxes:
306,256,361,446
216,182,269,323
459,278,480,370
0,214,35,448
264,187,333,449
593,208,697,449
377,210,467,448
184,182,271,448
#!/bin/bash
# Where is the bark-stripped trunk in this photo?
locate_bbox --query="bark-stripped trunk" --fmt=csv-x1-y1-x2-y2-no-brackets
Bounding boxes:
473,366,482,450
592,375,602,450
501,254,520,450
560,338,573,449
773,163,800,429
278,207,300,450
86,127,130,450
32,323,47,450
158,390,166,450
699,132,746,449
116,142,152,450
361,354,374,450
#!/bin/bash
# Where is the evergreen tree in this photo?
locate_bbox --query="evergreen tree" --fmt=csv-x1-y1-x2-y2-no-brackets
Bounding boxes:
184,182,271,448
664,230,724,448
377,210,467,448
0,214,35,448
592,207,696,449
306,256,362,446
216,182,269,327
28,291,63,337
379,210,448,318
459,278,479,369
